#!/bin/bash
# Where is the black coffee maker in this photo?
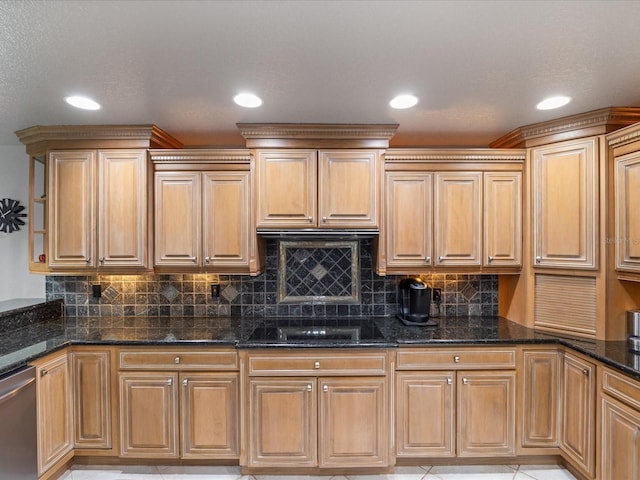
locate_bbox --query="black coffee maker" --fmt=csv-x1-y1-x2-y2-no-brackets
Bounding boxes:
397,278,436,326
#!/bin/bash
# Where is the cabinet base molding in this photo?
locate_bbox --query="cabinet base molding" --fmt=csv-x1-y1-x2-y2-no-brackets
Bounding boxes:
241,466,394,476
72,456,240,467
395,454,562,467
37,451,74,480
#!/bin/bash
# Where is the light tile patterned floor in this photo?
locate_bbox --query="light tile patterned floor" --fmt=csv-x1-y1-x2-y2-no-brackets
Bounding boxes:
61,464,578,480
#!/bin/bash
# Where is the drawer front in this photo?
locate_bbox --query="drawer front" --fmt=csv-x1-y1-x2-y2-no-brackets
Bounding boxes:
396,347,516,370
602,367,640,410
119,349,238,370
246,351,388,376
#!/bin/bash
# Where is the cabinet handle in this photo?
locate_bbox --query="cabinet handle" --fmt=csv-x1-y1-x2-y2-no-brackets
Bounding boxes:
454,356,460,363
322,216,327,223
314,361,320,369
462,378,468,385
167,378,173,386
488,256,493,263
535,256,541,264
99,257,105,264
307,384,312,392
175,356,180,364
447,378,452,385
40,369,48,377
308,216,313,223
182,379,188,386
425,256,431,263
323,385,329,392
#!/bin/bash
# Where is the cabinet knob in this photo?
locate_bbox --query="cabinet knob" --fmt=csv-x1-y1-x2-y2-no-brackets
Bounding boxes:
308,216,313,223
307,384,312,392
454,356,460,363
535,256,541,264
191,257,197,264
205,256,211,264
425,256,431,263
447,378,452,385
322,216,327,223
438,256,444,262
85,257,91,264
314,361,320,369
323,385,329,392
488,256,494,263
462,378,469,385
40,369,48,377
182,379,188,386
167,378,173,386
175,356,180,364
99,257,105,264
583,368,589,376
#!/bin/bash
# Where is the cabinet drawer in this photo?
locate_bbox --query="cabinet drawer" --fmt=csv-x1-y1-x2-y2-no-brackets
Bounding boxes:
396,347,516,370
119,348,238,371
601,367,640,410
246,351,388,376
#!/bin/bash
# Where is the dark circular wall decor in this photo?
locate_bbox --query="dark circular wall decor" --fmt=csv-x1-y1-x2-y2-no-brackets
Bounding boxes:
0,198,27,233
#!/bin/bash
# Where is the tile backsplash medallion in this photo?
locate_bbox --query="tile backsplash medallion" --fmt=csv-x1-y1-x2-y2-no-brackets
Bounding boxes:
46,240,499,317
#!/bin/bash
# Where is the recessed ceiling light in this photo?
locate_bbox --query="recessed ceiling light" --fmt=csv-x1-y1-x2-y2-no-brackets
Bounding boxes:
65,95,101,110
389,94,418,109
233,93,263,108
536,95,571,110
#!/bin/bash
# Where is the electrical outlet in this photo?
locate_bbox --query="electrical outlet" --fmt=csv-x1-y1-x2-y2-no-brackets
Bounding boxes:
211,284,220,299
92,284,102,298
432,288,442,303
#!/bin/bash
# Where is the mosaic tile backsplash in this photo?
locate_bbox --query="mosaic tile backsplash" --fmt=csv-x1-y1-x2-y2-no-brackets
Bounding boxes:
46,240,499,318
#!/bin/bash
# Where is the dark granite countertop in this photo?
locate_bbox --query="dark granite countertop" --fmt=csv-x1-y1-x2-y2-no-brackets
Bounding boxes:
2,310,640,383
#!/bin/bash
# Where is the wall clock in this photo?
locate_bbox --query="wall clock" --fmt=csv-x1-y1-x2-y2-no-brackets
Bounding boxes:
0,198,27,233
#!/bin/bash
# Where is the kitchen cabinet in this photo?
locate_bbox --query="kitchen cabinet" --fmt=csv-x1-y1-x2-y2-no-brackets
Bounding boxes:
15,124,182,274
520,348,561,449
70,348,113,451
531,137,598,270
151,150,261,275
484,172,522,267
118,348,239,459
242,350,390,469
256,149,381,229
395,347,516,458
560,351,596,478
33,350,73,476
600,366,640,480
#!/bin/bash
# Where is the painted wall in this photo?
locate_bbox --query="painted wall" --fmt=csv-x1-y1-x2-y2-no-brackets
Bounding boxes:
0,145,45,301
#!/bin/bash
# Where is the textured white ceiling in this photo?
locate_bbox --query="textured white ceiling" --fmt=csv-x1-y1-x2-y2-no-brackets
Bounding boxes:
1,0,640,147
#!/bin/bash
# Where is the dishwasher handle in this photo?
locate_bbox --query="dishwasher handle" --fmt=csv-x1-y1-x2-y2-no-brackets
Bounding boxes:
0,376,35,405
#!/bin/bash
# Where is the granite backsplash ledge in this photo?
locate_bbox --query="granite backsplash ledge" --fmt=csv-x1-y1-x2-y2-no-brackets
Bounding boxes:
46,240,499,318
0,299,63,332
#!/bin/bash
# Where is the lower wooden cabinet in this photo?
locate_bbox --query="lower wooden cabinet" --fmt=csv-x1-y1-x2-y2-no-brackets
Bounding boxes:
34,350,73,476
560,351,596,478
601,396,640,480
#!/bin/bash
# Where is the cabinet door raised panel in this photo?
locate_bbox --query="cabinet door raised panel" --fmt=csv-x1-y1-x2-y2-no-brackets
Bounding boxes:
154,172,201,266
395,371,454,457
48,150,96,268
202,172,250,268
457,370,516,457
181,373,239,458
119,372,179,458
385,173,433,268
318,150,379,228
434,172,482,266
484,172,522,267
615,150,640,273
98,150,148,268
248,378,317,467
256,150,317,227
532,138,598,269
601,396,640,480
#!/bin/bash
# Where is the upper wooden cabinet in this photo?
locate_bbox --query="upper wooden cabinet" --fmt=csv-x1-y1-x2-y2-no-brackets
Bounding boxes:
531,138,599,270
380,149,525,275
16,125,182,274
151,150,262,275
256,149,381,229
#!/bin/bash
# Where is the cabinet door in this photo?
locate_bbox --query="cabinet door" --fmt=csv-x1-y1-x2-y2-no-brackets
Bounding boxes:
395,371,454,457
434,172,482,266
457,370,516,457
202,172,251,270
532,138,598,269
484,172,522,267
48,150,96,268
71,350,111,449
561,353,595,477
181,373,239,459
119,372,179,458
615,150,640,273
385,173,433,268
521,349,560,448
319,377,388,467
36,352,73,476
318,150,379,228
154,172,201,266
601,396,640,480
256,150,317,227
98,150,148,269
248,378,317,467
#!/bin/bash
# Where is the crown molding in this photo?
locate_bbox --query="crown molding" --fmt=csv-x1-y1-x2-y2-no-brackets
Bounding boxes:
606,122,640,147
149,149,251,163
385,148,526,163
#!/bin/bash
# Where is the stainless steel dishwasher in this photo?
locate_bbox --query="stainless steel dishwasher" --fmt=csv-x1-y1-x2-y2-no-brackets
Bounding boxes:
0,366,37,480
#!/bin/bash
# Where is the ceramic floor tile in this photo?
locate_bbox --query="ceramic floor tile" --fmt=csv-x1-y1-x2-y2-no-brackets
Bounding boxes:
70,465,161,480
158,465,243,479
515,465,577,480
348,466,430,479
426,464,517,479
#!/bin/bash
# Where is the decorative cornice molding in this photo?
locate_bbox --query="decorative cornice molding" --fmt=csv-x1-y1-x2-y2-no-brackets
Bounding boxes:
237,123,399,140
385,148,526,162
606,124,640,147
149,149,251,163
